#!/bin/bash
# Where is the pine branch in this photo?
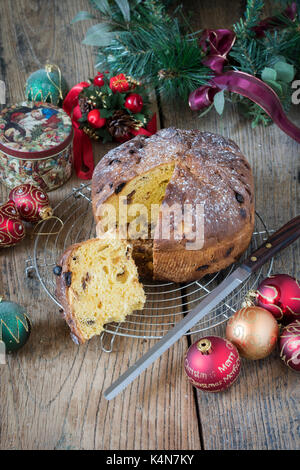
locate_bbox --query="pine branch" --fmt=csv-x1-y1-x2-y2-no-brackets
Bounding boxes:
233,0,265,39
74,0,300,126
76,0,212,100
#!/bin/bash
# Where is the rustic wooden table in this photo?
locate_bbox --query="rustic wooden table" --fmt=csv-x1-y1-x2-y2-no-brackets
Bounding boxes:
0,0,299,450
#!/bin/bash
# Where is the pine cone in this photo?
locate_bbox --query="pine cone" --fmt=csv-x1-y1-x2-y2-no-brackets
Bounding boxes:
107,110,136,140
78,94,96,115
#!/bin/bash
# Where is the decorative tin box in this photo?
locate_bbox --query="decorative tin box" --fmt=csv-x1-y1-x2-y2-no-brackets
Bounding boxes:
0,101,73,191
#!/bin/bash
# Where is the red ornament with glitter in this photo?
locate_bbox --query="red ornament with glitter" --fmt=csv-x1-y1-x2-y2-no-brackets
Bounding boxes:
87,109,106,129
125,93,144,113
0,200,26,247
109,73,130,93
9,184,53,223
256,274,300,324
279,320,300,372
184,336,241,392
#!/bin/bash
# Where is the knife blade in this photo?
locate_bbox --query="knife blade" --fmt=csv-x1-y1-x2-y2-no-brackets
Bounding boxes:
104,215,300,400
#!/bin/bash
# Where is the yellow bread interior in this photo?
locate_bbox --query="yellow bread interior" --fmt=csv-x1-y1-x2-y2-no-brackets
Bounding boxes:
98,163,175,235
67,238,145,341
96,163,175,277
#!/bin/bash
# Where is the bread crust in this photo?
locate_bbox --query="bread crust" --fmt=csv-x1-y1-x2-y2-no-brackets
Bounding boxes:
55,242,86,344
92,128,255,282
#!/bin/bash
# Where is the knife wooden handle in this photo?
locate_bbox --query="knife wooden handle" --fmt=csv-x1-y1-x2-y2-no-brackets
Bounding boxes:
242,215,300,273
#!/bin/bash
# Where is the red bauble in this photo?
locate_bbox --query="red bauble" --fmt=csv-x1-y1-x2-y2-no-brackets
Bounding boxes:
87,109,106,128
125,93,143,113
109,73,130,93
93,73,105,87
184,336,241,392
0,201,25,247
9,184,53,223
256,274,300,324
279,320,300,372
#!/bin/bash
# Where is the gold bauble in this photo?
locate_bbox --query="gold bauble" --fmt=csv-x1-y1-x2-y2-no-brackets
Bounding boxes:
226,306,279,360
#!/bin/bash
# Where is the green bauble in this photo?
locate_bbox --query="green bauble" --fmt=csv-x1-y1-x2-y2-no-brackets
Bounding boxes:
0,299,31,353
25,64,69,106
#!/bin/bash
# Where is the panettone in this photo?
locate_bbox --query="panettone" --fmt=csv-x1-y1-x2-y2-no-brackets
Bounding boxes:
55,238,145,344
92,128,255,283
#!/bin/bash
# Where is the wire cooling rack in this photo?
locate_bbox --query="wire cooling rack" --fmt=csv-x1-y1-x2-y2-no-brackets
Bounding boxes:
29,183,273,345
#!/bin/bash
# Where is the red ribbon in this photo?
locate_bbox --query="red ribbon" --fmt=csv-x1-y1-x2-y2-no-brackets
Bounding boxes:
200,29,236,74
215,71,300,143
63,82,94,180
131,113,157,137
63,83,157,179
189,3,300,144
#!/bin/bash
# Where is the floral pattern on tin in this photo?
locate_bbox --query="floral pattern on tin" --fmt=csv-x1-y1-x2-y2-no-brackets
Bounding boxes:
0,101,72,153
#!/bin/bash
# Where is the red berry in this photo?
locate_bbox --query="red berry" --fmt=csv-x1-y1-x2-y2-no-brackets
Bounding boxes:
125,93,143,113
87,109,106,128
93,73,105,87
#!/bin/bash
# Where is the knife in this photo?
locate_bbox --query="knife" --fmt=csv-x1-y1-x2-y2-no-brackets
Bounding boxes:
104,215,300,400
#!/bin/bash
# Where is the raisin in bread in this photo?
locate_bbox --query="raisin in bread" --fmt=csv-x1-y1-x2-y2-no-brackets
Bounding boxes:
92,128,255,283
55,238,145,344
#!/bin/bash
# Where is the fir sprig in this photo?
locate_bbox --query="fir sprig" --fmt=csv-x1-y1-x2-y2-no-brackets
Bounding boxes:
230,0,266,75
72,0,212,100
228,0,300,126
233,0,265,39
73,0,300,128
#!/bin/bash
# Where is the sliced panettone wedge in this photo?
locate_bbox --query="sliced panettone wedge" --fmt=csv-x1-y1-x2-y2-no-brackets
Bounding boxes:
55,238,146,344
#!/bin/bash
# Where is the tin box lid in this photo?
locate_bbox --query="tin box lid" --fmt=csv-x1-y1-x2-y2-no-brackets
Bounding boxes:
0,101,73,159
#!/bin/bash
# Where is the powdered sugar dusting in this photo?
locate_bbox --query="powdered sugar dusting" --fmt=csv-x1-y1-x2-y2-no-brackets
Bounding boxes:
92,128,254,248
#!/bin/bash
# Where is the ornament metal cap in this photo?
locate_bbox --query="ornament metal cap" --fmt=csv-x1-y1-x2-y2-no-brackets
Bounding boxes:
39,206,54,220
241,289,258,307
196,338,212,354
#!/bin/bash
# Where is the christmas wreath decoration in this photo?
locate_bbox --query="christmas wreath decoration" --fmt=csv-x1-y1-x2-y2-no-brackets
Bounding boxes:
72,0,300,143
77,72,156,143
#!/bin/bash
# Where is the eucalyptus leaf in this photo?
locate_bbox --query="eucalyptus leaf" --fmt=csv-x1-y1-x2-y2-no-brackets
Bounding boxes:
213,90,225,115
114,0,131,22
261,67,277,82
91,0,111,15
280,82,289,95
274,55,287,63
71,11,96,24
274,61,295,83
264,80,282,95
82,23,117,47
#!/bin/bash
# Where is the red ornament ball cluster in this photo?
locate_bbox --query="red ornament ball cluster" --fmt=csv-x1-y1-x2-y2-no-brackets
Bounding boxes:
0,183,53,248
184,274,300,394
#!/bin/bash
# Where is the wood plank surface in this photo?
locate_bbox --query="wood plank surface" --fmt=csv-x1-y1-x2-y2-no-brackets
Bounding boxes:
0,0,299,451
169,0,300,451
0,0,200,450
